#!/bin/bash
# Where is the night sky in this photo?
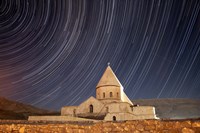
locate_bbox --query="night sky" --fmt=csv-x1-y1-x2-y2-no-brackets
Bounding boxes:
0,0,200,110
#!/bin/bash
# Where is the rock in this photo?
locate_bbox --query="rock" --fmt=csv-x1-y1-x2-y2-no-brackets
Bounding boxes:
124,126,130,131
182,127,195,133
126,120,138,125
133,130,140,133
0,120,199,133
102,122,113,127
145,125,155,130
10,124,15,132
192,122,200,127
78,129,85,133
173,121,181,129
180,121,191,128
112,126,124,132
130,124,136,129
66,128,73,133
142,120,155,126
142,131,150,133
72,125,79,129
167,129,179,133
160,130,169,133
156,123,164,130
165,122,174,129
19,127,25,133
72,129,80,133
136,124,144,131
103,127,112,132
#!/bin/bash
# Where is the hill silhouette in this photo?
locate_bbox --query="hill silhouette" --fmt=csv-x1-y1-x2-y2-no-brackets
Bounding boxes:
0,97,59,120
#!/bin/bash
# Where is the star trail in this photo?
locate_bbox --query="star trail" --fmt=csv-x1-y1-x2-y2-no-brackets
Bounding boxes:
0,0,200,110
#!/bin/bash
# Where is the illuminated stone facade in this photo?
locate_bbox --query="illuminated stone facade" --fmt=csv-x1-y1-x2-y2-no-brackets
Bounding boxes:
61,66,157,121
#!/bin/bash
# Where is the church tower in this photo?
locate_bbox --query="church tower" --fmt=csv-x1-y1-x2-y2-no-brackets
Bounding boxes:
96,65,133,105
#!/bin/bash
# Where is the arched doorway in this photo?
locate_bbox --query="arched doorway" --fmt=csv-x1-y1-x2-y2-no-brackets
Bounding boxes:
113,116,116,121
89,104,93,113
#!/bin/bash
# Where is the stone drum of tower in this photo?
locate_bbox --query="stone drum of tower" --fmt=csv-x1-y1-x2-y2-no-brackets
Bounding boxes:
96,66,123,103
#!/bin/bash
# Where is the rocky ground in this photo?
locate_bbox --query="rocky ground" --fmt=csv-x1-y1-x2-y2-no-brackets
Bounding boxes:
0,119,200,133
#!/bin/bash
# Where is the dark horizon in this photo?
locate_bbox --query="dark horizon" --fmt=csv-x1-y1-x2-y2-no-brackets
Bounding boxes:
0,0,200,110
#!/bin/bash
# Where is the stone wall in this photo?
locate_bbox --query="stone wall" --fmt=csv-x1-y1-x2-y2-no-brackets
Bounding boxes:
0,119,200,133
77,96,105,115
61,106,78,116
96,86,121,100
28,116,98,122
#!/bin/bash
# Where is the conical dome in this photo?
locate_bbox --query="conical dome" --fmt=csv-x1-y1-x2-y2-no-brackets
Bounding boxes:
96,66,121,88
96,65,133,105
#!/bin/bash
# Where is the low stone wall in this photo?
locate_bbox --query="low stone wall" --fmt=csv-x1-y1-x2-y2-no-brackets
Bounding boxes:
0,119,200,133
28,116,98,122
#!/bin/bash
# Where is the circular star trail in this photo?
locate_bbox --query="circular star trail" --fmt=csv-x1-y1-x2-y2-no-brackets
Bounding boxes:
0,0,200,110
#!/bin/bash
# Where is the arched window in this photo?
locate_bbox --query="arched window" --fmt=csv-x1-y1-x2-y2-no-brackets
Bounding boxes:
110,92,113,97
113,116,116,121
89,105,93,113
103,92,105,98
117,92,119,97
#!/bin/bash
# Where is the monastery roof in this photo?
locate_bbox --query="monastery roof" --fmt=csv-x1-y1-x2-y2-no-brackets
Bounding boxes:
96,66,122,88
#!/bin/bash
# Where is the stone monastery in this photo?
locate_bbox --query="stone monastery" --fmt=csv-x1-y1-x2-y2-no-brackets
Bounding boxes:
61,65,157,121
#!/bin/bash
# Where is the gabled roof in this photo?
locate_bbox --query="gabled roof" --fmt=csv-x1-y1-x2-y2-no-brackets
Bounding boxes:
96,66,122,88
